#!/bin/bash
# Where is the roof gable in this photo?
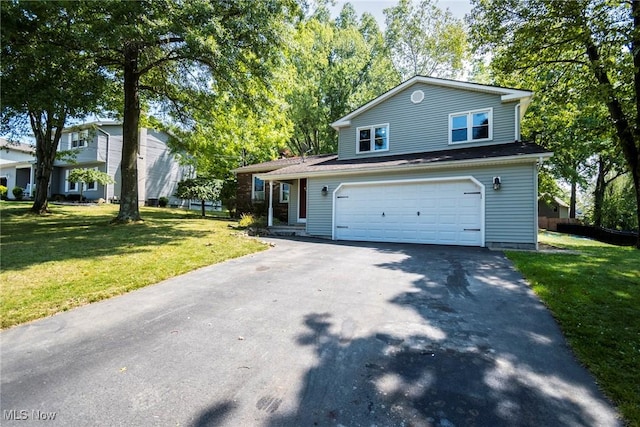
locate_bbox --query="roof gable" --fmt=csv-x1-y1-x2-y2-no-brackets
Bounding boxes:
331,76,533,130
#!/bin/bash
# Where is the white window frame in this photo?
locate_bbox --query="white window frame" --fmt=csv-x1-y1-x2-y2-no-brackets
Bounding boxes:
279,182,290,203
448,108,493,144
252,174,265,201
85,167,98,192
65,170,77,192
356,123,390,154
70,130,89,149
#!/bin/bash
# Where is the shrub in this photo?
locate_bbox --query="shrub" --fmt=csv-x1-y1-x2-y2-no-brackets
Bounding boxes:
12,187,24,200
0,185,7,200
158,196,169,207
238,213,267,229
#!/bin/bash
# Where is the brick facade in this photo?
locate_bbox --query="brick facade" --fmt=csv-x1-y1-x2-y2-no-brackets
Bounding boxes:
236,172,289,222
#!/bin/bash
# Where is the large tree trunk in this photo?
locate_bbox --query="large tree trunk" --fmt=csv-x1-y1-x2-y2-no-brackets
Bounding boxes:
115,44,142,222
570,180,577,219
633,166,640,248
31,141,55,214
583,7,640,248
200,199,206,217
593,157,607,228
29,110,65,215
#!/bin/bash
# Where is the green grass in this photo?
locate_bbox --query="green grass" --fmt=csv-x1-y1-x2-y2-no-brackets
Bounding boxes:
506,232,640,426
0,202,267,329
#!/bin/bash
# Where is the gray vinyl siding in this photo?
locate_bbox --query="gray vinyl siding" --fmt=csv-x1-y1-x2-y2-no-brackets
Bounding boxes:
143,130,187,203
303,162,537,246
338,83,519,160
52,125,185,202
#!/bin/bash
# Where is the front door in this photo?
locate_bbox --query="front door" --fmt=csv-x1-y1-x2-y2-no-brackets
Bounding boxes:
298,178,307,222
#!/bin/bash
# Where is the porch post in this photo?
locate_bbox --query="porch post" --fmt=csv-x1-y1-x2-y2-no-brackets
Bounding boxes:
29,164,35,196
268,180,274,227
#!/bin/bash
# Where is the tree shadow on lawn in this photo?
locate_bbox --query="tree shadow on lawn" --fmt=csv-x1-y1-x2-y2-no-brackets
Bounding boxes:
253,242,622,426
0,210,219,271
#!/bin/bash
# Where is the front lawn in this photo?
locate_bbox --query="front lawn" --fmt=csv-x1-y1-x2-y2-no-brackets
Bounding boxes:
506,232,640,426
0,202,267,329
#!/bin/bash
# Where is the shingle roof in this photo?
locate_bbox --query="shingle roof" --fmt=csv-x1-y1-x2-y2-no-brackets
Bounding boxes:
0,139,36,154
232,154,333,173
258,141,551,179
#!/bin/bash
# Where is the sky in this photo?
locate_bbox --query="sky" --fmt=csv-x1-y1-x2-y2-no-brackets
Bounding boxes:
329,0,474,27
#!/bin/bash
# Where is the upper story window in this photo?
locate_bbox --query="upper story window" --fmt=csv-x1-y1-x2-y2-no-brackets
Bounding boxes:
449,108,492,144
252,175,265,201
70,130,89,148
357,124,389,153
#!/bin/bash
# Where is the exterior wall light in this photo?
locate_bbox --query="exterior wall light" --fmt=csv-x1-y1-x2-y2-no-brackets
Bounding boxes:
321,185,329,195
493,176,501,190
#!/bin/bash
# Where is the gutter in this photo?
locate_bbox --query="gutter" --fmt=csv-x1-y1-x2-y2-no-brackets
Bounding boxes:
257,151,553,181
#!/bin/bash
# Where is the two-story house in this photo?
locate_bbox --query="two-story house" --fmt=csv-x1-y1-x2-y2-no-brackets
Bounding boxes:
234,76,553,249
50,121,191,205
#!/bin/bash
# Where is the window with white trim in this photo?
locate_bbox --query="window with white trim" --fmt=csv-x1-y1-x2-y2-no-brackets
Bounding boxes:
86,167,98,191
357,124,389,153
70,130,89,148
65,170,77,192
280,183,290,203
449,108,492,144
252,175,265,201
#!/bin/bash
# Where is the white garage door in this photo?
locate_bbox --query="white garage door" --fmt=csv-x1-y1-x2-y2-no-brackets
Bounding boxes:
334,179,483,246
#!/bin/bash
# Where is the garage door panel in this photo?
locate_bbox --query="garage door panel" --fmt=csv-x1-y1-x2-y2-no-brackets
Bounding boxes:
335,179,483,246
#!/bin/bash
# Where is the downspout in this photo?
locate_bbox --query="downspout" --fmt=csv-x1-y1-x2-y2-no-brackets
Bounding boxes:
96,127,111,201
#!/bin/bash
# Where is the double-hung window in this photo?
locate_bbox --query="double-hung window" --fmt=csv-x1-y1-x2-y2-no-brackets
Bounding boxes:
449,108,492,144
357,124,389,153
66,170,77,192
280,183,290,203
71,130,89,148
252,175,265,201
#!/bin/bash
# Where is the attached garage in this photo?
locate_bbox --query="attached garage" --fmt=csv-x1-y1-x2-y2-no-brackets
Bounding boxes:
333,177,484,246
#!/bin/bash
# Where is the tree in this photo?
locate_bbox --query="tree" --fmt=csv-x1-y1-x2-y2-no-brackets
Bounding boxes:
469,0,640,248
174,177,223,217
1,1,110,214
286,4,399,155
600,175,638,231
384,0,468,80
67,168,115,202
77,0,297,223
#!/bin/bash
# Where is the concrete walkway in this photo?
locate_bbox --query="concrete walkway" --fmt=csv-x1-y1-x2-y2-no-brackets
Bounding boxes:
1,238,622,426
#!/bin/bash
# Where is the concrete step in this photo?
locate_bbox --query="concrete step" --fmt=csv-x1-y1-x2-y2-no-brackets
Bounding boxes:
268,225,307,237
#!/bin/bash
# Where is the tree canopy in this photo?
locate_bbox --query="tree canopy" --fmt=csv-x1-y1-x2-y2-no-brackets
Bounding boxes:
1,1,111,214
81,0,298,222
470,0,640,247
384,0,468,80
174,177,223,217
67,168,115,202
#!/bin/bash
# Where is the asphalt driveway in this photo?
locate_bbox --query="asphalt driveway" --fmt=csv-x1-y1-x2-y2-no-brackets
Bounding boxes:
1,238,622,426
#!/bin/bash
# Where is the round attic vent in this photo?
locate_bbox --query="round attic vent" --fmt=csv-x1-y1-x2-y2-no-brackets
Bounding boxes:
411,90,425,104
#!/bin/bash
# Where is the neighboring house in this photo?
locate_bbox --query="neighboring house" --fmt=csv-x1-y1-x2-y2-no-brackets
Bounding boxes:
234,76,553,249
0,138,36,198
539,195,569,219
538,194,572,231
50,121,191,205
